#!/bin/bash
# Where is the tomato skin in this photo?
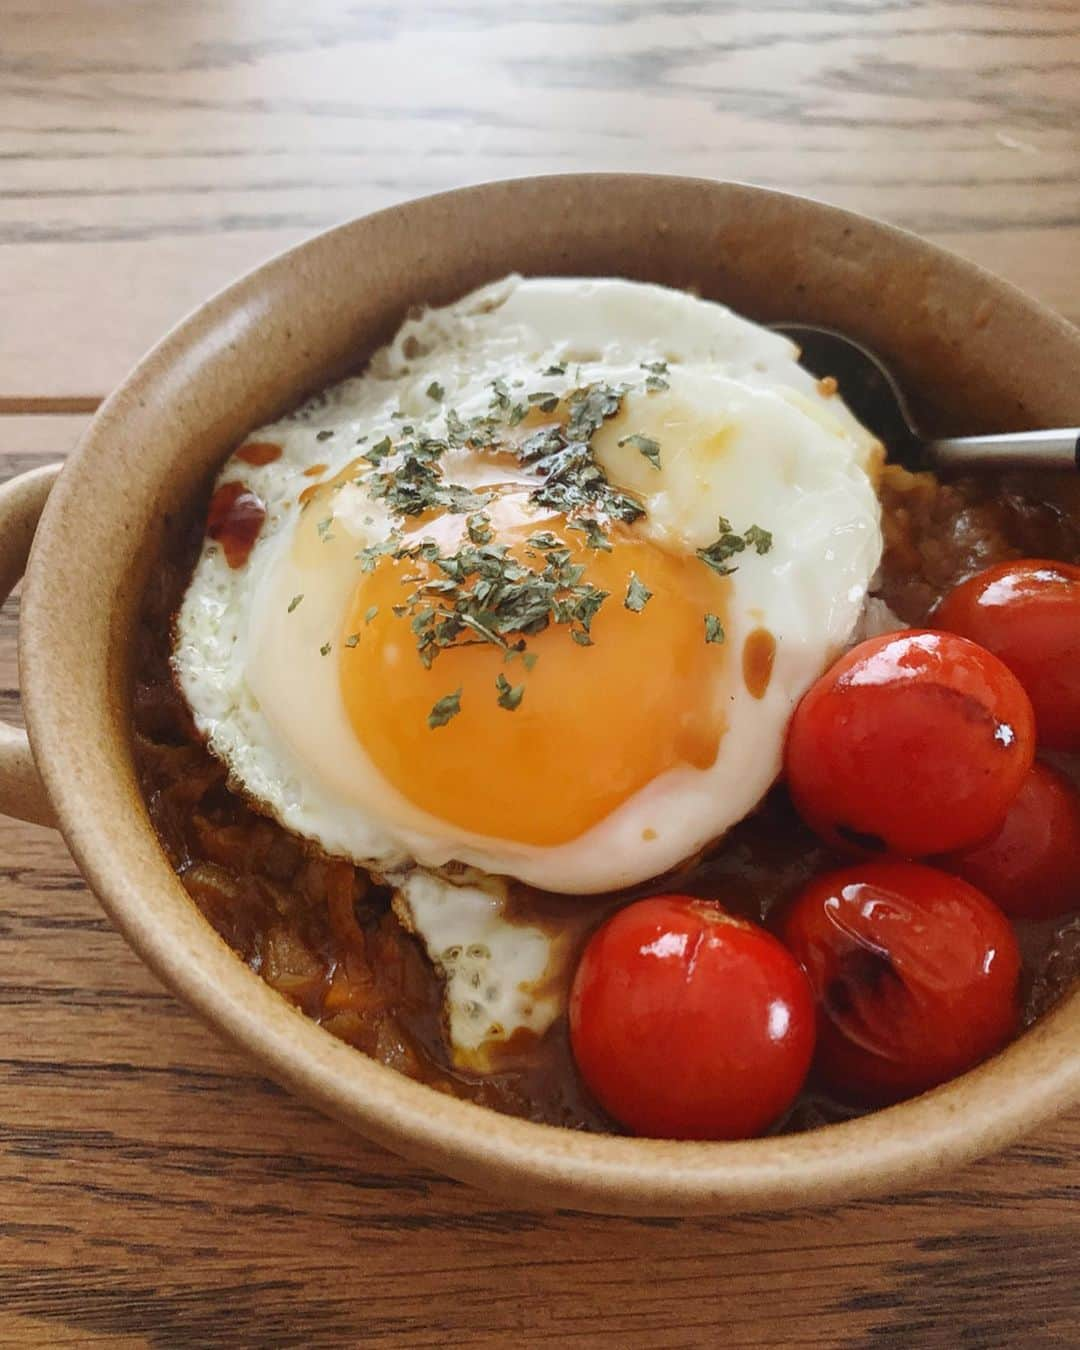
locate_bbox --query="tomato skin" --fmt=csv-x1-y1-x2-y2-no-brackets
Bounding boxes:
934,559,1080,751
937,761,1080,919
569,895,815,1139
777,861,1020,1104
785,630,1036,856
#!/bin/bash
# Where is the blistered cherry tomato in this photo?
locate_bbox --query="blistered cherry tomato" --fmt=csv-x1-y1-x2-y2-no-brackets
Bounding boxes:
934,559,1080,751
777,861,1020,1104
785,630,1035,856
938,761,1080,919
569,895,815,1139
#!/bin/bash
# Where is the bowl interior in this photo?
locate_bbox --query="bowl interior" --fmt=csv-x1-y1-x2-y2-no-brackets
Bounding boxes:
22,175,1080,1215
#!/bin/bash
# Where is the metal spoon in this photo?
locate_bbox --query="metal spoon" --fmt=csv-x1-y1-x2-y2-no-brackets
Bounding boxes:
773,323,1080,473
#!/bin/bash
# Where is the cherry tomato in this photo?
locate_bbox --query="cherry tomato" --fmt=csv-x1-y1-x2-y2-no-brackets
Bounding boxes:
785,630,1035,856
777,861,1020,1104
937,761,1080,919
934,559,1080,751
569,895,815,1139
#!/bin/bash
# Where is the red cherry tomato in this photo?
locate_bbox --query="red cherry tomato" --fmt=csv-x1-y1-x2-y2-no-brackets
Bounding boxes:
934,559,1080,751
777,861,1020,1104
937,761,1080,919
785,630,1036,856
569,895,815,1139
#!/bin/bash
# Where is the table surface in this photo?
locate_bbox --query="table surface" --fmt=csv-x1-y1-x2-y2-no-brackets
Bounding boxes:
2,2,1078,1345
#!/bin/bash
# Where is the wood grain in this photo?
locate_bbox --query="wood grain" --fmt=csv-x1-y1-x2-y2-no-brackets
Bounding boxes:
2,0,1079,398
1,3,1079,1345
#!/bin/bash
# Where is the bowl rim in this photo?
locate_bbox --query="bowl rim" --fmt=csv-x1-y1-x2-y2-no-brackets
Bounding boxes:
20,173,1080,1214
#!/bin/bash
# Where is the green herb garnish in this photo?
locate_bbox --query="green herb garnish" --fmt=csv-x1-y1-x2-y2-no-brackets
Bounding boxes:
391,534,609,672
526,530,560,552
697,517,773,577
618,433,661,470
744,524,773,555
567,517,613,552
363,435,393,465
355,366,762,725
428,689,462,729
495,673,525,711
527,446,643,523
467,511,493,545
509,380,645,525
356,534,402,572
625,572,652,612
368,447,489,518
641,360,670,392
287,594,303,613
489,378,511,415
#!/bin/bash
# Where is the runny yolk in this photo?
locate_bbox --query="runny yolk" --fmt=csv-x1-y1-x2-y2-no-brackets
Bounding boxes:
338,494,730,847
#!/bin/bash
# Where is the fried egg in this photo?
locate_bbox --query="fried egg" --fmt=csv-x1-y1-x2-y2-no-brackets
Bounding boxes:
174,275,884,1062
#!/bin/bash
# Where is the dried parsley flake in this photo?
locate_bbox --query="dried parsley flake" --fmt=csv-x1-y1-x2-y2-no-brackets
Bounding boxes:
625,572,652,613
495,673,525,711
618,433,662,470
697,517,773,577
428,688,462,729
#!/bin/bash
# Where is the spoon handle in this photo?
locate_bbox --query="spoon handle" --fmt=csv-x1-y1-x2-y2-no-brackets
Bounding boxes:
924,428,1080,472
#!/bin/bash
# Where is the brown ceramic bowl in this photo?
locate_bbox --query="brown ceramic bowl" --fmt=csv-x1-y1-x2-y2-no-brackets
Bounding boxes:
2,176,1078,1215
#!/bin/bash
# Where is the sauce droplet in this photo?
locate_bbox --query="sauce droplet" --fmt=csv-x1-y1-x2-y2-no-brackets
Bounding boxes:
742,627,776,700
206,481,267,569
235,440,282,466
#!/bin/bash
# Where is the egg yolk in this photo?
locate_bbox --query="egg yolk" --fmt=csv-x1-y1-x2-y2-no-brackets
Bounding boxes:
339,494,729,847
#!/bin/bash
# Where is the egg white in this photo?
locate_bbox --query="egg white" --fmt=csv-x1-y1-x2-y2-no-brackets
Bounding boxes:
174,276,883,899
392,870,564,1068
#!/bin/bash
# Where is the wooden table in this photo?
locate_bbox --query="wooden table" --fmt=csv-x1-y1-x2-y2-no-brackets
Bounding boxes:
2,3,1078,1344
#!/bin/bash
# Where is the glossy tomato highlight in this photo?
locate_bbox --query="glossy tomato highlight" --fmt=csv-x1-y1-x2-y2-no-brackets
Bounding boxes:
777,861,1020,1104
934,559,1080,751
784,630,1035,856
569,895,815,1139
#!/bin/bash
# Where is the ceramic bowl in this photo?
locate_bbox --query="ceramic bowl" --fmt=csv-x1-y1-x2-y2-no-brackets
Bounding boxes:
3,176,1078,1214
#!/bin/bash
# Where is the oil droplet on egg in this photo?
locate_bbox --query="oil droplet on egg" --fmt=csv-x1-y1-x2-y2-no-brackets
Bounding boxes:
742,626,776,700
206,481,267,569
236,440,283,466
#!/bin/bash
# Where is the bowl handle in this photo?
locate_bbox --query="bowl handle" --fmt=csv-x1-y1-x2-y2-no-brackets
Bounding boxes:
0,463,62,828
